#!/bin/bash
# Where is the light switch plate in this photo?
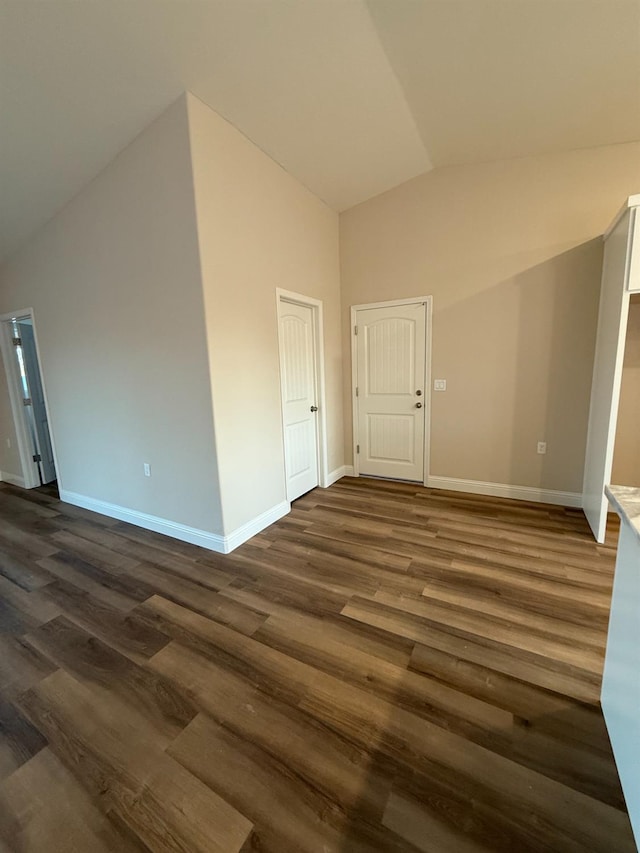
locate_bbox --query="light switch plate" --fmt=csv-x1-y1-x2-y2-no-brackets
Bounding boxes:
434,379,447,391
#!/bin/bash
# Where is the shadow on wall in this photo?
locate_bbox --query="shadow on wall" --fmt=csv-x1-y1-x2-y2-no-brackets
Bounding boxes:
431,238,603,493
512,238,603,493
611,294,640,486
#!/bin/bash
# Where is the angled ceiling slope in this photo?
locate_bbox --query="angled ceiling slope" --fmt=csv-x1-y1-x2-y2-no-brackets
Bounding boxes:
0,0,429,263
368,0,640,167
1,0,639,265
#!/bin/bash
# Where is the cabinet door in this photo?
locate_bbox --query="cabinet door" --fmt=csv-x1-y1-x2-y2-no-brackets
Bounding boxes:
582,210,632,542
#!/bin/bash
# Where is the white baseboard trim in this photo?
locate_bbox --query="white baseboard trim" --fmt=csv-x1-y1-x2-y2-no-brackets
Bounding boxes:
0,471,25,488
223,501,290,552
59,490,290,554
322,465,356,487
322,466,345,488
426,476,582,508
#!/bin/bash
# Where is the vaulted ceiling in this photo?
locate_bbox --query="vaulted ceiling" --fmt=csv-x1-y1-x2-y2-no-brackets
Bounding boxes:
1,0,639,262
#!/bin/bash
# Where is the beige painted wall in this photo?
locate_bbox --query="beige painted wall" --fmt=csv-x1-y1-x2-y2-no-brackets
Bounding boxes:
186,94,343,534
0,96,224,533
612,295,640,486
340,142,640,493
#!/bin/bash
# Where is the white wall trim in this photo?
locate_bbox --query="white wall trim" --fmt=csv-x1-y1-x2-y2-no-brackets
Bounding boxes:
59,490,289,554
350,296,434,311
322,465,351,487
223,500,290,552
426,475,582,508
0,471,26,488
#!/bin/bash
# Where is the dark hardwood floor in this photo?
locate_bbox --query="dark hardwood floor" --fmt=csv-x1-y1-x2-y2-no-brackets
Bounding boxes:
0,476,634,852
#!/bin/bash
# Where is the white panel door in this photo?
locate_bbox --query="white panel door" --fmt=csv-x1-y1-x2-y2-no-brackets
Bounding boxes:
583,210,633,542
279,301,319,501
355,302,426,481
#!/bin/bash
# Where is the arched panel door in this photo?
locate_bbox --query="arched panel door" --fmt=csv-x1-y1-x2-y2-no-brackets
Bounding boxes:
354,302,427,482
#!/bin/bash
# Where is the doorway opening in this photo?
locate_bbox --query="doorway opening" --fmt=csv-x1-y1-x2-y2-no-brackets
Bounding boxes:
351,296,432,485
0,309,58,489
276,289,328,502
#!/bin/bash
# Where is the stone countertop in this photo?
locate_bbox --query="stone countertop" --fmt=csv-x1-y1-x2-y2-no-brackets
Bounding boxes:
605,485,640,545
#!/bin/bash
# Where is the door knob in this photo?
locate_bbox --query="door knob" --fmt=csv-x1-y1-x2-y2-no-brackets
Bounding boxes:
416,390,422,396
415,402,422,408
310,405,318,412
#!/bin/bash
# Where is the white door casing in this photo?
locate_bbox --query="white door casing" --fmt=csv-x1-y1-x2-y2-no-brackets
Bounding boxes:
0,308,60,490
18,321,56,484
352,299,430,482
583,208,635,542
278,299,320,501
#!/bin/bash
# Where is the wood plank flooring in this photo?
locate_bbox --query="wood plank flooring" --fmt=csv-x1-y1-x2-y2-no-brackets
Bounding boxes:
0,476,635,852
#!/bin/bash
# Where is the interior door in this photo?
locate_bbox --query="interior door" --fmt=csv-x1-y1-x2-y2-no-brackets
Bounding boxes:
582,210,633,542
355,301,426,481
279,300,319,501
18,321,56,484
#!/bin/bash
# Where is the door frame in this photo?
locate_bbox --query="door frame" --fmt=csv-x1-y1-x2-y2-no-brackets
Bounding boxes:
276,288,329,495
350,296,433,485
0,307,60,489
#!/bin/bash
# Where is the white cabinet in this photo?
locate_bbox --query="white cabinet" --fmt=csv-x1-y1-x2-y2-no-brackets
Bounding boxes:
582,195,640,541
601,487,640,849
626,202,640,293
